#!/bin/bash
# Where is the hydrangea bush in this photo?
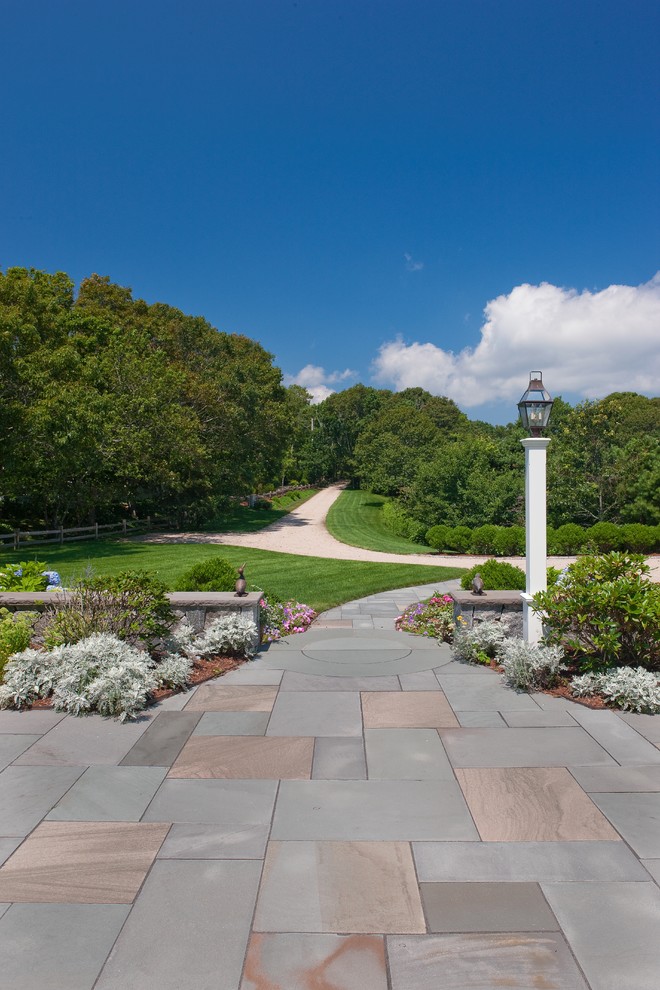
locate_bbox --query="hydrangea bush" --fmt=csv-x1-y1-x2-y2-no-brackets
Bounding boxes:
451,620,509,665
571,667,660,713
260,597,316,642
395,593,454,641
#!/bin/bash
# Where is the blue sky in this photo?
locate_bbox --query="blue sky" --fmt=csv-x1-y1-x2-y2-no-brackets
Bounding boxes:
2,1,658,421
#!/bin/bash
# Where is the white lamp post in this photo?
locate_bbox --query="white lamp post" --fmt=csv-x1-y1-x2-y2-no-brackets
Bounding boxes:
518,371,554,644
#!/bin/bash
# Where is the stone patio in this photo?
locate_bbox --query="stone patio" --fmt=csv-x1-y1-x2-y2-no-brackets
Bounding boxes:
0,581,659,989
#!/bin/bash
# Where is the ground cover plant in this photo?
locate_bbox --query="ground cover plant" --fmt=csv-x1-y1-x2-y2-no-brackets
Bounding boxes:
394,592,454,641
0,613,259,720
2,540,465,614
325,489,430,554
451,620,510,665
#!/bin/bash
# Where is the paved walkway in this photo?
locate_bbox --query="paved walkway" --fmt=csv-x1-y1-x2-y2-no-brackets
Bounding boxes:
1,585,659,989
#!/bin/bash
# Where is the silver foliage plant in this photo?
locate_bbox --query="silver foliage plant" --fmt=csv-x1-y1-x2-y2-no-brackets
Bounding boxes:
189,614,258,659
451,620,509,664
571,667,660,714
0,633,193,721
500,640,566,691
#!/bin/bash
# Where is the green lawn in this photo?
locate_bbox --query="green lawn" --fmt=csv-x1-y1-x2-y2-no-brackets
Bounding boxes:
325,489,430,554
198,488,320,533
3,540,464,613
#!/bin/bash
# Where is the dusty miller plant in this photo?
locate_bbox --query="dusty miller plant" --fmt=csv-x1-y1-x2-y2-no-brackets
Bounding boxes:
190,615,258,658
451,620,509,665
571,667,660,714
500,639,566,691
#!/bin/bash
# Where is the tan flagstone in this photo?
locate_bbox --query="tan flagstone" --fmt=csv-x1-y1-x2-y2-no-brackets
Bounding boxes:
362,691,458,729
456,767,620,841
168,735,314,779
0,821,170,903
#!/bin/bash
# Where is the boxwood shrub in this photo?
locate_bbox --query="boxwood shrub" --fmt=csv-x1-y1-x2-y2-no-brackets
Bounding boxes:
460,559,527,591
175,557,237,592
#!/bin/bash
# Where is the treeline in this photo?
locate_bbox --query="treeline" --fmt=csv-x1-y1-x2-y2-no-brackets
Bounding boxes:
286,383,660,531
1,268,289,526
3,267,658,534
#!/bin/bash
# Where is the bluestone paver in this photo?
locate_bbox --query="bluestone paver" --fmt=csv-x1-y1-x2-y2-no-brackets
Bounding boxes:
420,881,559,932
570,764,660,792
0,734,41,770
142,778,277,824
364,728,455,780
413,840,649,882
0,711,65,733
589,792,660,857
568,706,660,765
13,712,155,766
120,711,201,765
618,711,660,743
312,737,367,779
95,860,261,990
441,726,616,767
0,904,130,990
1,579,659,990
192,711,270,735
542,881,660,990
0,765,84,835
271,779,479,840
157,822,269,859
46,766,167,821
266,691,362,736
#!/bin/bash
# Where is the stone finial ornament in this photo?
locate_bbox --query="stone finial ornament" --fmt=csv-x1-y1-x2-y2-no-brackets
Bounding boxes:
234,564,247,597
471,573,485,596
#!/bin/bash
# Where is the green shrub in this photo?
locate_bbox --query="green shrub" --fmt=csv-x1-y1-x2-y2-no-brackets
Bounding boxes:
0,609,37,679
469,525,502,554
175,557,237,592
619,523,660,553
585,522,623,552
44,570,175,649
533,552,660,672
425,525,454,551
548,523,587,554
492,526,525,556
0,561,48,592
460,559,526,591
381,500,427,543
446,526,473,552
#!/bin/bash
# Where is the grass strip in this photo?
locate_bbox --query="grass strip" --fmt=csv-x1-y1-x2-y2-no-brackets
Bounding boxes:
4,540,464,613
325,489,430,554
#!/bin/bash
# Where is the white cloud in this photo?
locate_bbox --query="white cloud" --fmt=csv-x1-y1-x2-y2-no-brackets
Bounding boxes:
371,274,660,407
404,252,424,272
283,364,356,404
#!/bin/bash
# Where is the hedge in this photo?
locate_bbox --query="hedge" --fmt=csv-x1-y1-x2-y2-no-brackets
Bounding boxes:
425,522,660,556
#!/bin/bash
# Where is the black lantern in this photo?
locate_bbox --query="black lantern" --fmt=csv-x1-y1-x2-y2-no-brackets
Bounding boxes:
517,371,553,436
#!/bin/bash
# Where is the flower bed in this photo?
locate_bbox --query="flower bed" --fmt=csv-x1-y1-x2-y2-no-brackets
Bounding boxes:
260,597,316,642
395,593,455,641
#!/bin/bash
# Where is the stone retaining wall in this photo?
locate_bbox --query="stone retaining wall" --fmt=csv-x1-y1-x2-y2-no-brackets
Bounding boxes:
451,590,523,638
0,591,262,649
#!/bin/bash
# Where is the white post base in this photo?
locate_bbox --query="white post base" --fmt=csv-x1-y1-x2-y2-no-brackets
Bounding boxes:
521,593,543,644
